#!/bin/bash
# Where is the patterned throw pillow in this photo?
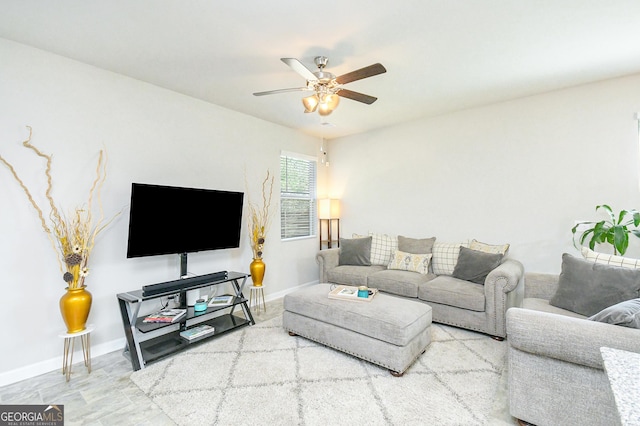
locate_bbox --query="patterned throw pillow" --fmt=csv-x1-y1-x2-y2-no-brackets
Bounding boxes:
388,250,432,275
432,241,469,275
469,239,510,255
368,233,398,266
581,247,640,269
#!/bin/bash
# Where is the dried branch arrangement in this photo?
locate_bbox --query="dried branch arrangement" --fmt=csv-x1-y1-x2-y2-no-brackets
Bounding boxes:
246,170,274,259
0,126,119,289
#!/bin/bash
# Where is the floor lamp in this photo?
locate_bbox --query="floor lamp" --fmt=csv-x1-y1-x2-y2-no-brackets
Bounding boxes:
319,198,340,249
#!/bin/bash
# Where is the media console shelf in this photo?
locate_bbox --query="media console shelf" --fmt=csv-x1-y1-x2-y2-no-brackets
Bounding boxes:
116,271,254,371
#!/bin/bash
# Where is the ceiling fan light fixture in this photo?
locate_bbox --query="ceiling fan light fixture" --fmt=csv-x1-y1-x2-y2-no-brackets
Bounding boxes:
257,56,385,116
318,94,340,116
302,94,319,113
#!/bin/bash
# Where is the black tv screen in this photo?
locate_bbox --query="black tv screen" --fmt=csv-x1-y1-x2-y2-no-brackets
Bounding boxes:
126,183,244,258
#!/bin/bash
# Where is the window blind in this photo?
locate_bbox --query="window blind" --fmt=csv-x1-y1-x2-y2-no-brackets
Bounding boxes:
280,153,317,239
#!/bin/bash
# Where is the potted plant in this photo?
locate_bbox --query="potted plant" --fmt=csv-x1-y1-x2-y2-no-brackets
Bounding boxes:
572,204,640,256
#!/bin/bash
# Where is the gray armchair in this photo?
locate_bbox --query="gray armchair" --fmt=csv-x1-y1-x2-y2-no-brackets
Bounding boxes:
507,273,640,426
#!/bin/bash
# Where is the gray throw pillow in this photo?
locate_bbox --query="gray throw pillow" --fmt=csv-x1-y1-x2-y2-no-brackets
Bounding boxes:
338,237,372,266
398,236,436,254
550,253,640,317
451,246,503,285
588,298,640,329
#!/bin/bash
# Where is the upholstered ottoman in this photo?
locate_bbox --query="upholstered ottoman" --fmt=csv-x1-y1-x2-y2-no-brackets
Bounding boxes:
283,283,432,376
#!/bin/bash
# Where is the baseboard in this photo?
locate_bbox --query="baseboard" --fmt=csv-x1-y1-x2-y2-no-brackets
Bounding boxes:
0,337,126,387
1,281,319,387
260,280,316,303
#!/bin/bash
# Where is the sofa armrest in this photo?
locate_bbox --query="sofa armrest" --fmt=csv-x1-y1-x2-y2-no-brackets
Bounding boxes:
483,259,525,337
523,272,559,300
507,307,640,369
485,259,524,294
316,248,340,283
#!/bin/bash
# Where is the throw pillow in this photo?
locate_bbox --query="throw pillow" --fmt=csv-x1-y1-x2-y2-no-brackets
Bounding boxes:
368,233,398,266
398,236,436,254
338,237,372,266
469,239,510,255
549,253,640,317
451,246,504,284
588,298,640,329
388,250,432,275
581,246,640,269
432,241,469,275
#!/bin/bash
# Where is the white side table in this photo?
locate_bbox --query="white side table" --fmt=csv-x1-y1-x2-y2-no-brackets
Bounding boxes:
58,325,94,382
249,285,266,314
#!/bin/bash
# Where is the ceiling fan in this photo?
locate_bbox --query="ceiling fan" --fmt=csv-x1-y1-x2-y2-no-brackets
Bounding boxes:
253,56,386,116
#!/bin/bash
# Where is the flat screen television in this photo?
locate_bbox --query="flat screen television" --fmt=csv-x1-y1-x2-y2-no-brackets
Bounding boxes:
126,183,244,263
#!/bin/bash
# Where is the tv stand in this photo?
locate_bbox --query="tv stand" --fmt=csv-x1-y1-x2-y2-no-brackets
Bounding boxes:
116,271,253,371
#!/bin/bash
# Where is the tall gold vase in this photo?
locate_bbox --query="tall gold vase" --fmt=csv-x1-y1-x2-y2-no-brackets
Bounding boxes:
250,258,265,287
60,286,92,333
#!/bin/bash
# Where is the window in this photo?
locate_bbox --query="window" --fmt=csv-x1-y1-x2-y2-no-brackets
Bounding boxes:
280,152,317,240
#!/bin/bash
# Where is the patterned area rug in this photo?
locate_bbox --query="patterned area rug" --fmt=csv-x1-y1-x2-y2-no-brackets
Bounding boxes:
130,315,511,425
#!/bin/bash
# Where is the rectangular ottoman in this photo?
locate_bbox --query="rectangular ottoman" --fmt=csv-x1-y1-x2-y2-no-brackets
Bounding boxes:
283,283,432,376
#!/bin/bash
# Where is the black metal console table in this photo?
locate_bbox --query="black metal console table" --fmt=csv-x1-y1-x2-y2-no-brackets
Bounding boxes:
116,271,254,370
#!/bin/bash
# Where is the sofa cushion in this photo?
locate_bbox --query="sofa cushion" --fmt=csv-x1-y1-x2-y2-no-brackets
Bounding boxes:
369,233,397,266
418,275,486,312
549,253,640,317
368,269,435,298
469,239,510,255
581,246,640,269
451,246,503,284
588,298,640,329
388,250,432,275
432,241,469,275
398,235,436,254
327,265,386,287
338,237,372,266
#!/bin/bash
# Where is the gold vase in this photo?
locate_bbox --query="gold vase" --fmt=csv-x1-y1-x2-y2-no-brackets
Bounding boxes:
250,258,265,287
59,286,92,333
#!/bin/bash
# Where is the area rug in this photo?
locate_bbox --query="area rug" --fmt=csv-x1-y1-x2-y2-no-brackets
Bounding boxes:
130,315,511,425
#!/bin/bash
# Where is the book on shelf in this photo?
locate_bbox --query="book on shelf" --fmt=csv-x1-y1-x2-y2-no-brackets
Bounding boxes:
142,308,186,323
180,324,215,341
328,285,378,302
208,295,234,307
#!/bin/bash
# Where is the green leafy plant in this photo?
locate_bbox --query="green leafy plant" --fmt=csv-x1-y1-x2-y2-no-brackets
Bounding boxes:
572,204,640,255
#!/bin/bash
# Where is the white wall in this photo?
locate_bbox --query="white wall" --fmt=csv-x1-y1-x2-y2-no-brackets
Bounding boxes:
328,74,640,274
4,36,640,386
0,39,320,385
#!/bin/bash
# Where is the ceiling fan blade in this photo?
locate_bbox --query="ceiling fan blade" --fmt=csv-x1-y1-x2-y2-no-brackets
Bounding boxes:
253,87,310,96
281,58,318,81
337,89,378,105
335,63,387,85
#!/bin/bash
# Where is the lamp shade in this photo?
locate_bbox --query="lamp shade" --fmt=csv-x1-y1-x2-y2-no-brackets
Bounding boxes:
302,95,319,113
318,94,340,116
318,198,340,219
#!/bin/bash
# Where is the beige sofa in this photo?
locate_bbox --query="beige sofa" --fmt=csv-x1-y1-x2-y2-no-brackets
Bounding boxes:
317,247,524,339
507,272,640,426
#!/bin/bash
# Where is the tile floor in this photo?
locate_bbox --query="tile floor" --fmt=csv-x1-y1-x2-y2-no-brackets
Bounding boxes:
0,299,284,426
0,297,514,425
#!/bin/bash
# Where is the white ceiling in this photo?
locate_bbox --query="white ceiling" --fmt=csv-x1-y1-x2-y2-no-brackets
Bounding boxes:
2,1,640,139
